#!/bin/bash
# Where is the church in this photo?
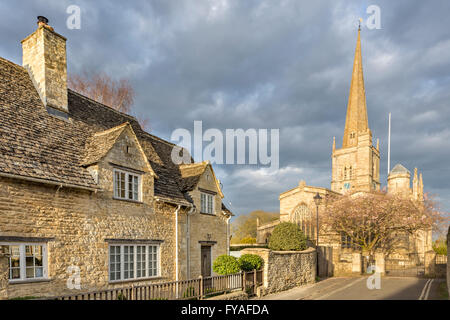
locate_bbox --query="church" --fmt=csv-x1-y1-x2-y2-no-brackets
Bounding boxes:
256,28,432,269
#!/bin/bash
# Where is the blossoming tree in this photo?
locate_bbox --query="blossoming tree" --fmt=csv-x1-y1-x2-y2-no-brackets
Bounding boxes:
321,191,446,264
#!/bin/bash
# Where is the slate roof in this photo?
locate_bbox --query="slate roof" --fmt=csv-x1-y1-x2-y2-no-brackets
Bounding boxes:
390,164,410,175
80,123,128,166
0,56,229,210
179,162,208,192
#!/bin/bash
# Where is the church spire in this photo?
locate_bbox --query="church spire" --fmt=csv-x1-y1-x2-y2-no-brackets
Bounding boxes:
342,27,370,148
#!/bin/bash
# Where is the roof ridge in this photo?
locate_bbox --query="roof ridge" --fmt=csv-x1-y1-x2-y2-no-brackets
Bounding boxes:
140,131,178,148
0,56,26,71
68,89,180,149
68,89,138,122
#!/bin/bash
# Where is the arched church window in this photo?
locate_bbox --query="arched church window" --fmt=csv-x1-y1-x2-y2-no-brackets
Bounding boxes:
290,204,312,238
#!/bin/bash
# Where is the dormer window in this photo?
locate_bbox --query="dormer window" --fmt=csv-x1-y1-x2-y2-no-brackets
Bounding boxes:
113,169,141,202
200,192,214,215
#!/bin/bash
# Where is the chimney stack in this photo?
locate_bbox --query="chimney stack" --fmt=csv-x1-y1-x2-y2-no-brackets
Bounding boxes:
21,16,68,113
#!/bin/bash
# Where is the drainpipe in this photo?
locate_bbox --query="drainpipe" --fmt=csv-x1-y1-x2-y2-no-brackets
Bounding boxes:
175,205,181,282
186,205,195,279
226,216,231,255
174,205,181,299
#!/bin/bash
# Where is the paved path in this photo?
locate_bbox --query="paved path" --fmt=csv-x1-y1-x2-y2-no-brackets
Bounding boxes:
257,277,446,300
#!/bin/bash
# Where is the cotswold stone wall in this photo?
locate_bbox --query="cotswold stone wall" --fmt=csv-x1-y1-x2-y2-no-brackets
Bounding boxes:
186,165,229,278
0,246,8,300
0,176,182,299
242,248,316,294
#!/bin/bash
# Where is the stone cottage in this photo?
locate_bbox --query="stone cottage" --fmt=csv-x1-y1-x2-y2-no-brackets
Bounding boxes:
0,17,233,299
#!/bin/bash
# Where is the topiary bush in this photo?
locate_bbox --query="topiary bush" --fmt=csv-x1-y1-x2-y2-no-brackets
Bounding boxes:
212,255,240,275
268,222,307,251
238,254,264,271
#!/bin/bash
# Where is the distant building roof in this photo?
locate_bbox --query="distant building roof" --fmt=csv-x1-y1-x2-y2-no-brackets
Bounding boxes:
390,164,410,175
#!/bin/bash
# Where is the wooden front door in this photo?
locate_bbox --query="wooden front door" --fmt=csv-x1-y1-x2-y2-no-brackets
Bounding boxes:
201,246,212,277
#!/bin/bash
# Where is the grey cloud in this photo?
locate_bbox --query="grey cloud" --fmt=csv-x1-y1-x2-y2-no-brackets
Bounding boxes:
1,0,449,216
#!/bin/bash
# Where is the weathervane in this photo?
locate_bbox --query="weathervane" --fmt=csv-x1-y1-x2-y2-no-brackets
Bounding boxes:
358,17,363,30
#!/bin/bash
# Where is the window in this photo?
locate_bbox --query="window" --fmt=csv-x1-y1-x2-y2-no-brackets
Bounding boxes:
200,192,214,214
113,169,141,201
341,233,353,249
109,244,160,282
1,243,47,281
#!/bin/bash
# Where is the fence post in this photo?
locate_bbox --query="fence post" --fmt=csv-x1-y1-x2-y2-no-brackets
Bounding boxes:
199,275,203,299
242,271,246,292
253,269,257,294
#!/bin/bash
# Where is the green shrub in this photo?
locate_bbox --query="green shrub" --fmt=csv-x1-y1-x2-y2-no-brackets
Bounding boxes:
238,254,264,271
432,239,447,256
212,255,240,275
240,237,257,244
116,292,127,300
268,222,307,251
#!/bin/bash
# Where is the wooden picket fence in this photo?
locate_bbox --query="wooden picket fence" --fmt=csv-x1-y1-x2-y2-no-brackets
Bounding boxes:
50,270,263,300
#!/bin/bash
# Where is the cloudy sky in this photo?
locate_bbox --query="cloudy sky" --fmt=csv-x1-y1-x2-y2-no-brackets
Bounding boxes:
1,0,450,218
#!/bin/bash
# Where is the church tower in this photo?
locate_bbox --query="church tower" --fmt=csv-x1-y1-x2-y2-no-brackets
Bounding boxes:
331,27,380,193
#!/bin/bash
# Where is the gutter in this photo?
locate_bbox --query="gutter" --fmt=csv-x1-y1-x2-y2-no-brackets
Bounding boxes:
0,172,100,192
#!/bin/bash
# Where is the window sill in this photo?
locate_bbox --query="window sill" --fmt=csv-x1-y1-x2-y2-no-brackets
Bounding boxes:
108,276,165,284
112,197,143,204
9,278,52,285
199,212,216,216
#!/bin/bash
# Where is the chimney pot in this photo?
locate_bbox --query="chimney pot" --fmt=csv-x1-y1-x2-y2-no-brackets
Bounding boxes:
37,16,49,25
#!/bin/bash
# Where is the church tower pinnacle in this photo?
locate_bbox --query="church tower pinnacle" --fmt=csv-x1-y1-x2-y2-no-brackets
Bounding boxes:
342,27,370,148
331,27,380,194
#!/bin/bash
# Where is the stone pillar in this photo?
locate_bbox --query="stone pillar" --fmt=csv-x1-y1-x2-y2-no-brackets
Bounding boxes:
0,245,9,300
375,253,385,274
424,250,436,277
352,253,361,274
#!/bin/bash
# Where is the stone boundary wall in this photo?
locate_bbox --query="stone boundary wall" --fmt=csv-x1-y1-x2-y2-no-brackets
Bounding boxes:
241,247,316,295
207,290,248,300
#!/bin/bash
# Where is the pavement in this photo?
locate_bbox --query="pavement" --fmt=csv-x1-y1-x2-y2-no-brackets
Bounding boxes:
256,276,447,300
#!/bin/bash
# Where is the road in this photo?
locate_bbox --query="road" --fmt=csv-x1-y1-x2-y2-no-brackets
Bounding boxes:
257,276,447,300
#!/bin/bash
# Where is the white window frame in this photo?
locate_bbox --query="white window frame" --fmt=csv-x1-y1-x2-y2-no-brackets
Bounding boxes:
108,244,161,283
113,168,142,202
200,192,215,215
0,242,48,283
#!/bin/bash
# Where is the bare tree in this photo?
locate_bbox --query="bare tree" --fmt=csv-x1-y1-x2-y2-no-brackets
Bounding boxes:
321,191,446,263
68,72,149,130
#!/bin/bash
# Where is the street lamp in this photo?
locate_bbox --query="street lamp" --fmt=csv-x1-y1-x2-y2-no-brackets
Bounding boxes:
313,192,323,277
